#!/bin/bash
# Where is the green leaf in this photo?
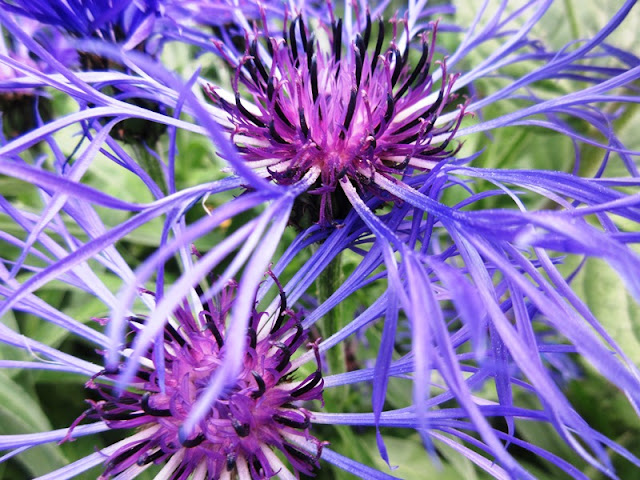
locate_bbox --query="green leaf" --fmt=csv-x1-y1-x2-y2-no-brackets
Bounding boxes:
0,311,32,378
374,434,485,480
0,371,67,476
573,258,640,366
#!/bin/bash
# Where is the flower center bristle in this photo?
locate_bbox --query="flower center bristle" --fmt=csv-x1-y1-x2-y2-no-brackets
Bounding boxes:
208,11,467,225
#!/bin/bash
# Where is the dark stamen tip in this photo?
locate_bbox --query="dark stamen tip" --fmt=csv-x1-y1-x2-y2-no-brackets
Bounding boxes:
267,36,274,57
205,321,224,348
179,431,205,448
306,32,315,70
249,40,269,83
274,102,295,129
141,393,172,417
235,93,266,128
164,322,186,347
270,310,289,334
275,342,292,371
252,457,266,476
231,417,251,437
374,94,395,135
384,93,395,123
247,327,257,350
297,14,308,52
102,410,146,421
363,12,372,48
340,88,358,139
291,371,322,398
354,47,363,87
299,108,309,139
227,452,237,471
269,120,288,144
251,370,266,398
371,18,385,73
396,40,430,101
397,156,411,170
107,441,148,470
355,33,365,58
332,18,343,62
310,56,319,103
283,443,318,467
288,322,304,347
267,76,275,100
289,18,299,63
136,449,164,466
273,413,310,429
391,47,404,87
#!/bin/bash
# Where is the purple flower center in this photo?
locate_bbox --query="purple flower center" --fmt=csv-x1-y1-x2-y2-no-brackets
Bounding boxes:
74,282,325,479
208,12,467,225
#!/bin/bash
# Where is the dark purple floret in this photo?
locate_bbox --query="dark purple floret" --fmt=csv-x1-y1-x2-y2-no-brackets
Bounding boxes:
207,13,467,226
71,280,325,479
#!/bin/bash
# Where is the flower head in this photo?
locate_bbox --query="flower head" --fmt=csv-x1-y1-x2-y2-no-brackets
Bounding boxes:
74,279,324,479
209,13,465,225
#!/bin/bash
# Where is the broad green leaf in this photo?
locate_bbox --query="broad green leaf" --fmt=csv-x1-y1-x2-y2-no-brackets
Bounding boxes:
0,311,31,378
572,258,640,366
0,371,67,476
375,433,484,480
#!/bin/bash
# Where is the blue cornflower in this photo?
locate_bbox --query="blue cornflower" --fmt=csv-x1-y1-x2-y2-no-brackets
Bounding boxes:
0,0,162,48
0,0,311,55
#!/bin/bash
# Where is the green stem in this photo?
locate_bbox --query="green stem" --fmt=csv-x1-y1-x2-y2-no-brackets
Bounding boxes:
133,142,168,195
315,251,346,376
562,0,580,40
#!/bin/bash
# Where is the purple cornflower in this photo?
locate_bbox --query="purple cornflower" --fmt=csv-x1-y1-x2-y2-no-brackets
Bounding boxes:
207,8,465,225
68,279,325,479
